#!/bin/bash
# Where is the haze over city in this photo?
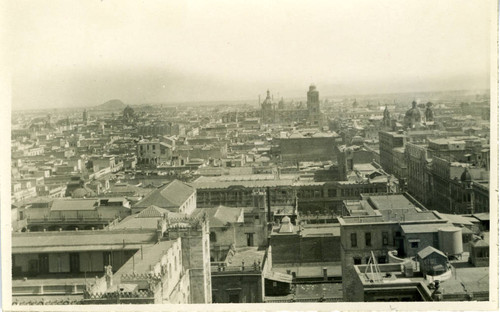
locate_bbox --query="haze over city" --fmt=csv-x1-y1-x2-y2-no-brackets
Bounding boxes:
5,0,496,308
7,0,492,110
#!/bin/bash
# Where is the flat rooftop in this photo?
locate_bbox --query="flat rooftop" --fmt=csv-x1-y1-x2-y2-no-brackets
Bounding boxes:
194,174,299,183
12,230,157,253
295,283,343,300
341,194,443,224
226,247,265,267
272,262,342,278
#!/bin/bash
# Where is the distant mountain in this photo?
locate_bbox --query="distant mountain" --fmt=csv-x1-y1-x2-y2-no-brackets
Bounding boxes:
95,99,126,110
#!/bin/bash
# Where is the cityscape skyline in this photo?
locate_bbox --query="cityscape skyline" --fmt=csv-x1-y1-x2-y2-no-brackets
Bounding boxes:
3,0,496,308
7,0,493,110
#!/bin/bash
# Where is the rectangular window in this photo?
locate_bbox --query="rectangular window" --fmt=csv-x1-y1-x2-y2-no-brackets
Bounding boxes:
410,241,419,249
210,232,217,242
353,257,362,265
365,232,372,247
382,232,389,246
246,233,254,246
350,233,357,248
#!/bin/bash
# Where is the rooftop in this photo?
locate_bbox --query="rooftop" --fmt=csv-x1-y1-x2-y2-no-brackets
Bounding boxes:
272,262,342,278
12,230,157,254
192,206,244,227
341,194,443,224
133,179,194,209
50,199,97,211
226,247,265,267
114,240,176,282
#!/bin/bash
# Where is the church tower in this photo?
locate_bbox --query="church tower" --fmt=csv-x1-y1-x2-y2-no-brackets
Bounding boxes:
261,90,275,124
307,84,322,127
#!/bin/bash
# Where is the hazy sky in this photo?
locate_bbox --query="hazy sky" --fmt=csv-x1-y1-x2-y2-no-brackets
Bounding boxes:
7,0,493,110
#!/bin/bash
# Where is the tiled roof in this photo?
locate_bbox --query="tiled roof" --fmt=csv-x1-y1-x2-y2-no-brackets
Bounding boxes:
192,206,243,227
136,205,168,218
133,180,194,209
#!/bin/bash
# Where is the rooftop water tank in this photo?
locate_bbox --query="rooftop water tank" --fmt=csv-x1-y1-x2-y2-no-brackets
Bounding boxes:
438,227,463,256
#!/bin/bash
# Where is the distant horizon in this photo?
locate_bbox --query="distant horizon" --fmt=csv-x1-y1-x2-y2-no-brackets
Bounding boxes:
11,86,491,112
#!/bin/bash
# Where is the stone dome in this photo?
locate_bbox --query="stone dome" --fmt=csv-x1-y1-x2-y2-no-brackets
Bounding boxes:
460,168,472,182
405,101,421,119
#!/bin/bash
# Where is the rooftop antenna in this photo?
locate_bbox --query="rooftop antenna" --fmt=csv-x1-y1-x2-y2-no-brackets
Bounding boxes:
364,251,382,283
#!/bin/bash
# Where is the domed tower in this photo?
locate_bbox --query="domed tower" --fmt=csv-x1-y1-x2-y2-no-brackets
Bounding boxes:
404,101,422,129
307,84,322,127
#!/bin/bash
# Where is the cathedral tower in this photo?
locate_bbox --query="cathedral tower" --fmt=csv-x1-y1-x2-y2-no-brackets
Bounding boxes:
307,85,322,127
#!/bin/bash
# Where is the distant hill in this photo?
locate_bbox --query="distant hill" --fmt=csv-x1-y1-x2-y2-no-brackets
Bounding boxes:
95,99,126,110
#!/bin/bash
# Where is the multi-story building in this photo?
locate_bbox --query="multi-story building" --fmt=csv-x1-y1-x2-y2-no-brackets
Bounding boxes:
16,197,131,232
430,157,489,214
13,202,212,305
378,131,405,176
405,143,432,206
138,121,184,137
190,174,388,215
133,180,197,214
348,259,489,302
338,193,464,301
136,138,175,166
274,131,341,163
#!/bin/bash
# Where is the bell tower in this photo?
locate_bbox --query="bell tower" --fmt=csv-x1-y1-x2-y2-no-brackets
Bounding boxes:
307,84,322,127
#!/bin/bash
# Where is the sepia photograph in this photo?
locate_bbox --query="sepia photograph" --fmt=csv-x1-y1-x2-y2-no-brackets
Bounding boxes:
1,0,498,310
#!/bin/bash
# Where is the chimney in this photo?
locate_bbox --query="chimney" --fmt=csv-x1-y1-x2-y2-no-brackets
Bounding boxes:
266,187,271,223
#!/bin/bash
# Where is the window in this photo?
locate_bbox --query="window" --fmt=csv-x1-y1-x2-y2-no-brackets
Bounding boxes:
210,232,216,242
382,232,389,246
350,233,357,248
410,241,419,249
378,256,387,264
246,233,254,246
353,257,362,265
365,232,372,247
